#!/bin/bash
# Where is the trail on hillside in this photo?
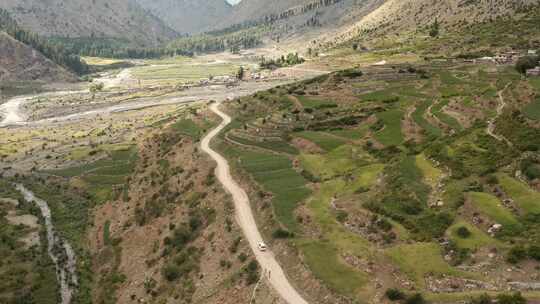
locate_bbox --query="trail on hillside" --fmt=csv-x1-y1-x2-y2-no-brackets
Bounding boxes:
201,102,309,304
486,83,513,146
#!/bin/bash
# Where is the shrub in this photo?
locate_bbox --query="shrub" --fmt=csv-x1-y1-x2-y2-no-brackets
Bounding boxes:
507,246,527,264
375,217,393,232
456,226,471,238
485,175,498,185
337,69,363,78
272,228,295,239
515,56,539,74
385,288,405,301
244,260,259,285
336,210,349,223
162,264,181,281
405,293,427,304
468,293,492,304
527,245,540,261
238,252,248,262
496,292,526,304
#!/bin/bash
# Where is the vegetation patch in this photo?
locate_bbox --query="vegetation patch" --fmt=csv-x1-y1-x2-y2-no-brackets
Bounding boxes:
387,243,473,287
497,174,540,215
221,146,310,231
431,100,463,131
374,109,404,146
447,220,502,250
468,192,522,235
298,240,366,297
523,98,540,121
411,100,443,138
294,131,347,152
296,95,337,110
46,145,138,203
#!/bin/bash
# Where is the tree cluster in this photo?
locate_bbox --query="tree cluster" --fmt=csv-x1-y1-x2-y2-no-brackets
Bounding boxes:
259,53,305,69
0,8,88,75
168,30,262,54
515,55,539,74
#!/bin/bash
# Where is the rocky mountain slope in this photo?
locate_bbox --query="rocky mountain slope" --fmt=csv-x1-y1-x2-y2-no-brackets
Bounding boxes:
215,0,385,51
0,0,178,46
0,32,76,83
319,0,540,49
134,0,233,34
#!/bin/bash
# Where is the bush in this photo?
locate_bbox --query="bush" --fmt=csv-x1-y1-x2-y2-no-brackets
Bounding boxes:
162,264,181,281
496,292,526,304
456,226,471,238
244,260,259,285
527,245,540,261
337,68,363,78
272,228,295,239
238,252,248,262
468,293,492,304
336,210,349,223
516,56,539,74
385,288,405,301
405,293,427,304
507,246,527,264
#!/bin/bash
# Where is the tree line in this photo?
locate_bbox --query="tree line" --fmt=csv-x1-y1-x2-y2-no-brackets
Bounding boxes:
0,8,89,75
168,29,262,54
53,38,195,59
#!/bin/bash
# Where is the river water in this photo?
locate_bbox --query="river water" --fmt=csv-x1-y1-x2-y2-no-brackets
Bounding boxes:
15,184,78,304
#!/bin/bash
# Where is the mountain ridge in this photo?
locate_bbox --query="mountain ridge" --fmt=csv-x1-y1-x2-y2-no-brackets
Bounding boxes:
0,0,178,46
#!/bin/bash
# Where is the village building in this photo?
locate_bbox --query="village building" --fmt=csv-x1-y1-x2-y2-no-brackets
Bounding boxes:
526,66,540,77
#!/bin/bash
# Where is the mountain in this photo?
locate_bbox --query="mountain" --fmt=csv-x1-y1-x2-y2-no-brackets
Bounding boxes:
0,32,76,83
134,0,233,34
217,0,386,50
0,0,178,46
322,0,540,48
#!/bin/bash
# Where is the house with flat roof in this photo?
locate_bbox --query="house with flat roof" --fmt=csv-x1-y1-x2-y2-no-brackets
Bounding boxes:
526,66,540,77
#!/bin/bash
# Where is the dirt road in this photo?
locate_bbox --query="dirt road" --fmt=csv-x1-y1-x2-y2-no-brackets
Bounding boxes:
201,102,309,304
0,80,285,128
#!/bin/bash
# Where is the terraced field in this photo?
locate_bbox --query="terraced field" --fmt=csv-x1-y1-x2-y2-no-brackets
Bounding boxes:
216,62,540,303
45,145,138,203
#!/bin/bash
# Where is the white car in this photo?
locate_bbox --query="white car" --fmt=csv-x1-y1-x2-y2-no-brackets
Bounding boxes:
257,242,267,252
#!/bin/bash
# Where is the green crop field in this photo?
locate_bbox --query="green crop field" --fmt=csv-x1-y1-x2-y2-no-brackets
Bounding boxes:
171,118,214,140
358,88,398,103
447,220,503,250
46,145,137,203
299,145,375,180
222,146,310,231
374,109,404,146
523,98,540,121
497,174,540,215
431,100,463,131
294,131,347,151
468,192,521,233
295,95,337,109
412,100,443,137
415,154,442,188
132,62,239,83
228,134,298,154
298,240,367,296
387,243,475,287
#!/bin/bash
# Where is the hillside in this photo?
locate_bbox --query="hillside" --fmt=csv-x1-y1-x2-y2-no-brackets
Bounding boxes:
206,0,386,52
0,32,76,83
319,0,540,50
0,0,178,46
134,0,233,34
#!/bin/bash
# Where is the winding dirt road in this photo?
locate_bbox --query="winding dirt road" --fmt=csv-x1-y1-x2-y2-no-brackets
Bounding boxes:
201,102,309,304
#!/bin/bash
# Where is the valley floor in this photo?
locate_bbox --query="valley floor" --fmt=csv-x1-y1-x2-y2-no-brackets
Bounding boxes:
2,48,540,304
